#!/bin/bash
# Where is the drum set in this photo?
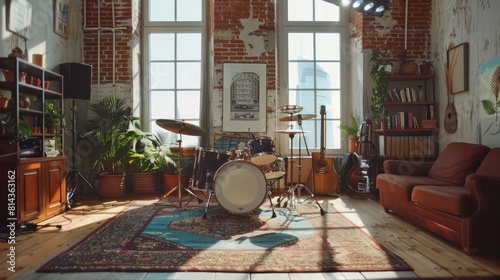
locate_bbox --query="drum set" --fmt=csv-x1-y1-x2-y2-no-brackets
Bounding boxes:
156,105,325,218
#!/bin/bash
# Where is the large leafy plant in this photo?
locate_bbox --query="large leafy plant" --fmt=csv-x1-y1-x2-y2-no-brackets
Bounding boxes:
88,96,132,174
127,117,162,173
370,47,393,124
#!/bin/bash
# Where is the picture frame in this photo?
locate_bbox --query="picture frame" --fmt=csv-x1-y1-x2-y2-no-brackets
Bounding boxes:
6,0,32,39
54,0,70,39
447,43,469,94
222,63,267,132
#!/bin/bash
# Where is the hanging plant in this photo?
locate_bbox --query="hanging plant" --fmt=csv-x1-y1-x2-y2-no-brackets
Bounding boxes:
369,47,392,124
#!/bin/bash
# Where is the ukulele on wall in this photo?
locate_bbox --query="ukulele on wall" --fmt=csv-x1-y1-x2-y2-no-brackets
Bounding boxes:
306,105,339,195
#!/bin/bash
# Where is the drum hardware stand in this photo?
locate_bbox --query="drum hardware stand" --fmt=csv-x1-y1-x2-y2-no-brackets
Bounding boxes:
162,136,203,209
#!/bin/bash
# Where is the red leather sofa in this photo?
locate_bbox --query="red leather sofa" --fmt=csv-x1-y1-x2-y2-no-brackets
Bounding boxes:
376,142,500,254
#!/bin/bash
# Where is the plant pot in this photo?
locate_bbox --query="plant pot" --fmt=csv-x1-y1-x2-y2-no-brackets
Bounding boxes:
0,96,9,108
162,173,188,193
348,137,359,154
130,172,158,194
99,173,126,198
399,63,418,75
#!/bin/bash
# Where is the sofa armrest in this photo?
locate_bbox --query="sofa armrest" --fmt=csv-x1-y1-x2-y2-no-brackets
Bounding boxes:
383,159,434,176
465,173,500,207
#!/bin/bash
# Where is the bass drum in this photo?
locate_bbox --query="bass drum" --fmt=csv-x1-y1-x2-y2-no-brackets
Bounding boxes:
191,148,230,190
213,160,267,214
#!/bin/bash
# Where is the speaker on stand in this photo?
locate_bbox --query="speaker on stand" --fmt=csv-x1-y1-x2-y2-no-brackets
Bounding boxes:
59,62,101,209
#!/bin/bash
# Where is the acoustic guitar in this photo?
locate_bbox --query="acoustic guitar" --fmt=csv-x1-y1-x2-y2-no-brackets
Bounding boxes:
306,105,339,195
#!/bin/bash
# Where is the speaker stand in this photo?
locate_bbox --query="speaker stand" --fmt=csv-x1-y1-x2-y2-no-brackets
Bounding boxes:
66,100,101,209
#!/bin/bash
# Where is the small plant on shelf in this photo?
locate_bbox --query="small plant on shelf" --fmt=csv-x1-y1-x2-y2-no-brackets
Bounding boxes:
370,47,392,124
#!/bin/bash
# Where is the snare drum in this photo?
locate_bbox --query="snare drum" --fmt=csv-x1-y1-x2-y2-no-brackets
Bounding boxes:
191,148,231,189
213,160,267,214
247,136,277,166
258,157,286,180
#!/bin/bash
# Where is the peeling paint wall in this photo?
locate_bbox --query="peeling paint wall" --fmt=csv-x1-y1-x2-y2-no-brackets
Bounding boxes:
431,0,500,149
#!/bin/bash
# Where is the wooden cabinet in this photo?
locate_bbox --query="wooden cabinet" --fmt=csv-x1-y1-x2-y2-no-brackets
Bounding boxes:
0,57,66,227
374,75,439,161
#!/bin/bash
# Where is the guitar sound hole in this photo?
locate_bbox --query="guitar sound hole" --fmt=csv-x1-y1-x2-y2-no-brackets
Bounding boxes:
447,112,452,119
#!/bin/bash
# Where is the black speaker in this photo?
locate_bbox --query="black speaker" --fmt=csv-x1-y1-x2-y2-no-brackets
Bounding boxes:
59,62,92,100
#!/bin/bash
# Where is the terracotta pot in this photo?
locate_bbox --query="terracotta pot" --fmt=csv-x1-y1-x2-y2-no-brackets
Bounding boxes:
162,173,188,193
348,137,359,154
420,64,431,75
98,173,126,198
0,96,9,108
130,172,158,194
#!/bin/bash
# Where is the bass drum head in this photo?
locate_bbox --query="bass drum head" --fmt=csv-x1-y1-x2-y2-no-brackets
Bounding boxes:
214,160,267,214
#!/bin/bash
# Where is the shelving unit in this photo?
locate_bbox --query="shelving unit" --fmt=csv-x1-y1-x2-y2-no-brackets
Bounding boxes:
0,57,66,226
374,74,439,161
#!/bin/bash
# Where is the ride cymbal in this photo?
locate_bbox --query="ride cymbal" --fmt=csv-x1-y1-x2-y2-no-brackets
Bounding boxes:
279,114,316,122
275,129,309,135
278,105,303,114
156,119,207,136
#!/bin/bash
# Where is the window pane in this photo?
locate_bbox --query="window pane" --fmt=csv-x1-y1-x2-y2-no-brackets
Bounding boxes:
177,33,201,60
177,62,201,89
316,62,341,89
288,0,313,21
150,0,175,21
316,33,340,61
288,33,314,61
177,91,200,119
289,62,315,90
151,91,176,119
315,0,340,22
150,34,174,61
292,90,315,114
150,62,175,89
177,0,202,21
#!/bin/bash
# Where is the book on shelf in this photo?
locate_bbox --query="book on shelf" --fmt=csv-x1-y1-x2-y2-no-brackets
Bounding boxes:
381,135,436,157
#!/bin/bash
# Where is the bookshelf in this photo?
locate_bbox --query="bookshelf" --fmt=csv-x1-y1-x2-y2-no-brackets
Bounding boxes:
374,74,438,160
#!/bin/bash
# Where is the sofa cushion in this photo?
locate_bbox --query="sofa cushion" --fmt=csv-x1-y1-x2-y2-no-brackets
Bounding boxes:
411,185,476,216
428,142,490,185
475,148,500,179
376,174,452,201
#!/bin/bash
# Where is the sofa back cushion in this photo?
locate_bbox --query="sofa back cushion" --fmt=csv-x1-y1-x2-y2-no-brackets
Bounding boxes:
476,148,500,179
428,142,490,185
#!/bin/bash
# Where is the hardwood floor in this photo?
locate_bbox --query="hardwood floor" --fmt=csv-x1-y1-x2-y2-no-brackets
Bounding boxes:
2,191,500,280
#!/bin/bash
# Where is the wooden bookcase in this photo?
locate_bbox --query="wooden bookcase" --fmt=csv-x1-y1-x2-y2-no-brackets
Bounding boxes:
0,57,67,226
374,75,439,161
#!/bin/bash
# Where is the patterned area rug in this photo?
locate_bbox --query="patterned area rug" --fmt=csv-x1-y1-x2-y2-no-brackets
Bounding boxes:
38,200,412,273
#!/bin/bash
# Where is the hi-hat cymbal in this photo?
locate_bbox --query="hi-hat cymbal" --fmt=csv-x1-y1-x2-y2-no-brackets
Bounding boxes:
156,119,207,136
276,129,309,135
279,114,316,122
278,105,303,114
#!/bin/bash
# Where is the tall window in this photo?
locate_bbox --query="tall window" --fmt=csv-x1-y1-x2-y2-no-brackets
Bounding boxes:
143,0,205,147
280,0,347,152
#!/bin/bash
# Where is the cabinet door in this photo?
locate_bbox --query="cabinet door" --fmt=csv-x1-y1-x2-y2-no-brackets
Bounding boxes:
18,162,43,223
44,159,67,218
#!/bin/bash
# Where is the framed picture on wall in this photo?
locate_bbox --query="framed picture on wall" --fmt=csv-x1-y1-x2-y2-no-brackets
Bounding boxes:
54,0,70,38
447,43,469,94
222,63,267,132
6,0,32,39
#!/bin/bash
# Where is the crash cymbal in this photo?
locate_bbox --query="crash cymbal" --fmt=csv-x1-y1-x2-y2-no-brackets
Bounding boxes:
278,105,303,114
156,119,207,136
276,129,309,135
279,114,316,122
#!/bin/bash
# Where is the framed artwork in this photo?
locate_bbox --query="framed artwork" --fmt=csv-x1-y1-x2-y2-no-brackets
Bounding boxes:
54,0,70,38
222,63,267,132
478,56,500,148
6,0,32,39
447,43,469,94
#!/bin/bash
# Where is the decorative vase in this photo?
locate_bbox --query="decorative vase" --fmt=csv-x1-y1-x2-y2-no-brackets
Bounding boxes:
420,64,431,75
99,173,126,198
399,63,418,75
131,172,158,194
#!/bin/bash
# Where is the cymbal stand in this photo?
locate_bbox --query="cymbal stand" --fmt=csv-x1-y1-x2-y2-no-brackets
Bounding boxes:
276,131,298,209
295,115,325,215
163,134,203,209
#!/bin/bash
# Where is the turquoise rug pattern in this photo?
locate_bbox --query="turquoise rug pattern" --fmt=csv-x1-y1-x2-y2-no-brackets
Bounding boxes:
38,201,412,273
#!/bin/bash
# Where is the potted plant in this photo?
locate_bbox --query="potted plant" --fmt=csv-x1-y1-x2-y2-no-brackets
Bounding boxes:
44,100,65,154
420,61,433,75
127,117,162,194
370,47,392,125
339,115,360,153
87,96,133,198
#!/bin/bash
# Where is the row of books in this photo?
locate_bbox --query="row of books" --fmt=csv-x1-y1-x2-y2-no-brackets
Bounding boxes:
386,87,423,103
379,135,437,157
385,112,421,129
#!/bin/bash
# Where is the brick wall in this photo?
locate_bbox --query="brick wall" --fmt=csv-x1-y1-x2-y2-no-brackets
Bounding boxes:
351,0,432,61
